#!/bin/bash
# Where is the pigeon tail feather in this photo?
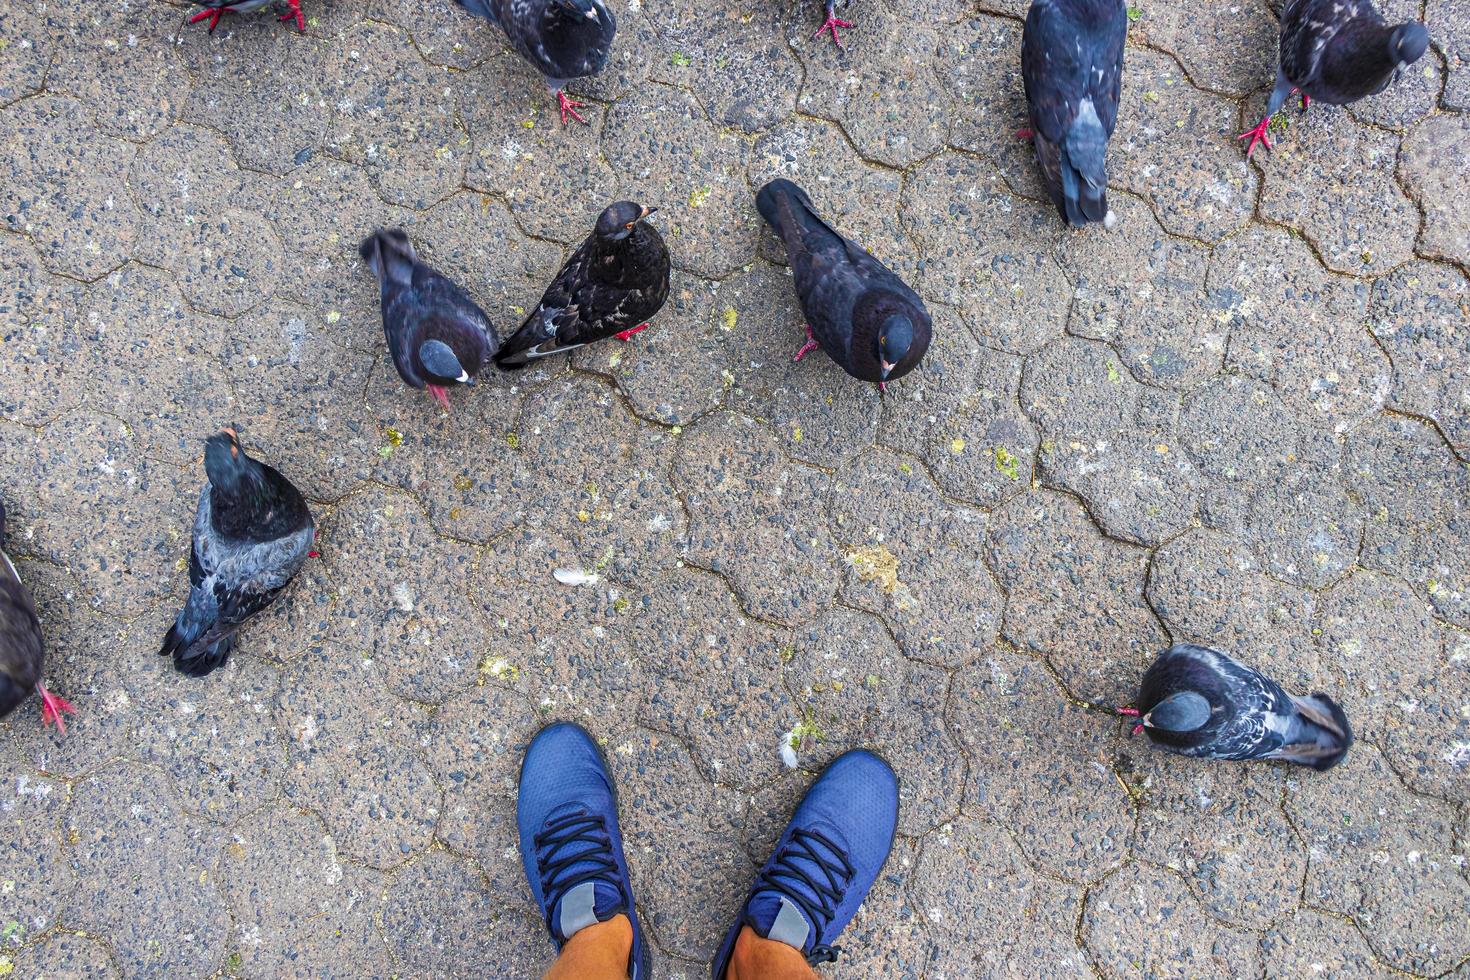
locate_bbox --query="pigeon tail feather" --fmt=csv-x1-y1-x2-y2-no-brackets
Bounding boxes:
359,229,417,289
1269,692,1354,771
1062,101,1109,226
0,672,30,719
755,178,816,237
452,0,501,25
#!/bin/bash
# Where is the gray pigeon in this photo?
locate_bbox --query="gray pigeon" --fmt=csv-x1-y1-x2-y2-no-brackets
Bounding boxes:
1123,644,1353,771
160,430,315,678
452,0,616,125
1240,0,1429,156
0,498,74,733
188,0,305,33
756,178,931,392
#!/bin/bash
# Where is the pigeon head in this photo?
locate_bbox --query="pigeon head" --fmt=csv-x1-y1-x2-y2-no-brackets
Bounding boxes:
1389,22,1429,68
1143,691,1212,732
204,428,266,499
876,314,915,381
418,338,477,388
553,0,603,22
595,201,657,243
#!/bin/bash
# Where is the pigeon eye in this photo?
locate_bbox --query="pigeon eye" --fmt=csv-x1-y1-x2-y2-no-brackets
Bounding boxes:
624,222,634,230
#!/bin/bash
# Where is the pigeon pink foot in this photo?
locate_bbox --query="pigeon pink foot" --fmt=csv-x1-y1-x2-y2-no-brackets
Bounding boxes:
1237,116,1274,158
39,684,75,735
793,323,820,363
615,322,648,342
426,384,452,411
279,0,305,31
556,91,589,126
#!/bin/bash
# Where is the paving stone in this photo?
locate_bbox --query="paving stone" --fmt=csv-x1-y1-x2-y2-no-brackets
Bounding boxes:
603,84,756,279
1262,908,1393,979
277,641,441,869
49,0,182,140
1316,571,1469,802
1286,743,1470,974
129,654,286,826
1369,260,1470,455
1057,192,1221,390
1022,337,1203,546
1082,862,1264,979
1254,108,1417,275
1428,0,1470,109
7,933,120,979
0,95,142,280
383,846,544,979
644,0,800,133
830,448,1003,668
127,123,248,267
1147,528,1322,691
0,771,73,940
320,489,481,704
830,837,932,979
1111,49,1257,242
951,647,1135,882
1210,226,1385,433
633,569,796,791
1129,752,1304,930
368,0,491,69
0,413,192,621
0,0,52,105
473,527,647,734
178,25,331,175
0,234,85,427
65,762,227,977
1401,113,1470,268
1130,0,1278,96
1349,414,1470,626
792,6,953,168
674,411,841,626
606,730,752,963
571,269,728,427
220,807,388,978
323,22,467,210
986,490,1165,705
912,818,1090,979
905,152,1071,355
418,685,541,861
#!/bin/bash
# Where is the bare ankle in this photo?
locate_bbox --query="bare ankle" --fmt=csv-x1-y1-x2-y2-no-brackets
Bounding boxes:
726,925,816,980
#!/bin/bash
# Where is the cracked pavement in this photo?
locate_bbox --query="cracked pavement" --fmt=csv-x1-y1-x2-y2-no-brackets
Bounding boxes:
2,0,1469,977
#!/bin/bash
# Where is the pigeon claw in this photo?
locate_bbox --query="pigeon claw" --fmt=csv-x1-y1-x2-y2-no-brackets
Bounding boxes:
1237,116,1274,158
1115,706,1141,716
1014,127,1034,140
614,322,649,342
1131,722,1145,736
189,6,227,31
39,685,76,736
793,324,820,363
556,91,589,126
813,14,855,49
279,0,306,31
426,384,452,411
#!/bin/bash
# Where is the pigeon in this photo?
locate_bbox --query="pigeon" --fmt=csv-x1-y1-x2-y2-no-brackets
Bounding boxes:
360,229,500,412
496,202,670,368
0,498,74,733
755,178,931,391
1020,0,1127,229
813,0,855,49
452,0,616,125
188,0,305,33
1240,0,1430,156
1120,643,1353,771
160,430,315,678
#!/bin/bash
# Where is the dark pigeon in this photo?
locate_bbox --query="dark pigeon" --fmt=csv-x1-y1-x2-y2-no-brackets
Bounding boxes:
360,229,500,412
755,178,931,391
1240,0,1429,155
1020,0,1127,229
452,0,616,125
813,0,855,49
188,0,305,33
160,430,315,678
0,499,74,733
496,202,670,368
1123,643,1353,771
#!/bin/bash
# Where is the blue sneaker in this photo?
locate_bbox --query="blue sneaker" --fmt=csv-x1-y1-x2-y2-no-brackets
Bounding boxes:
518,722,653,978
710,750,899,978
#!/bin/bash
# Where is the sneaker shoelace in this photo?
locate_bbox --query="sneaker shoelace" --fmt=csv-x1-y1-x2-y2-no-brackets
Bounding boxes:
533,809,623,924
756,827,855,966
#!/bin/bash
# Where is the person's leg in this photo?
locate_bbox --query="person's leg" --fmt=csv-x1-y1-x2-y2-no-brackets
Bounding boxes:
724,925,819,980
708,750,900,980
518,722,653,979
545,914,633,980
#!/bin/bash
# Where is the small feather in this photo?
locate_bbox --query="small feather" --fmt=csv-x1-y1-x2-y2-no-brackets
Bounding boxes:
553,568,600,586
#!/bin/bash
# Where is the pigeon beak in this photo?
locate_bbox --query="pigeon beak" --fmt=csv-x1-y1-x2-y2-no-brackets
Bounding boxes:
880,360,894,379
639,206,657,222
585,6,599,18
456,370,472,385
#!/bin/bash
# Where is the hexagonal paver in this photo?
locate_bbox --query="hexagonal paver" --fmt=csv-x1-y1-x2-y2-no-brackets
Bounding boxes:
0,770,73,940
1427,0,1470,109
0,234,85,426
674,411,841,626
987,490,1165,704
49,0,182,140
7,933,120,978
1286,743,1470,974
1369,260,1470,454
1130,0,1278,96
0,0,52,105
1401,113,1470,268
1262,908,1395,979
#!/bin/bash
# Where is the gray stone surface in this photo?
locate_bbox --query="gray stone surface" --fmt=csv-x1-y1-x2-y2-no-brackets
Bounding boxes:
0,1,1467,975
